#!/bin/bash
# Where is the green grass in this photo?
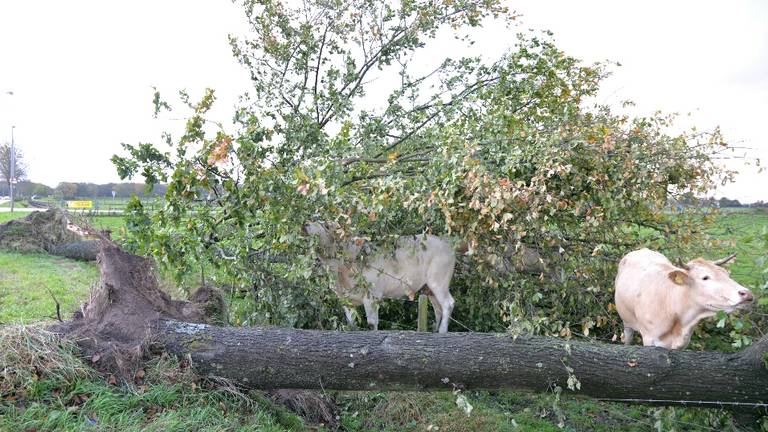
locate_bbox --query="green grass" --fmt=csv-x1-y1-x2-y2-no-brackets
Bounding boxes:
67,214,127,232
0,199,30,208
0,326,292,432
91,215,127,232
704,208,768,289
0,252,98,323
0,211,31,224
1,383,287,432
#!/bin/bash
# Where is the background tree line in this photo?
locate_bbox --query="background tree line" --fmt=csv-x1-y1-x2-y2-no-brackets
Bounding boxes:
0,181,167,199
2,142,168,200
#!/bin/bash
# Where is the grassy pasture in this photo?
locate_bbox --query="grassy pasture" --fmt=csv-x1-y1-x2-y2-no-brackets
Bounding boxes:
0,200,31,208
0,252,98,324
0,211,31,224
705,208,768,289
0,209,765,431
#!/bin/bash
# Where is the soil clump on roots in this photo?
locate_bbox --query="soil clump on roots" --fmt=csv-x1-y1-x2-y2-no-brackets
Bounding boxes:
48,241,220,379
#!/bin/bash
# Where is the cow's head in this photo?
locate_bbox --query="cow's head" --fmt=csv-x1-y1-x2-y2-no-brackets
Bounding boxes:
669,253,754,312
303,221,340,257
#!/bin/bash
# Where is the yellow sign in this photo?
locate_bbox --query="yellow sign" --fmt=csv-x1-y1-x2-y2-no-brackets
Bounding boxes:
67,200,93,209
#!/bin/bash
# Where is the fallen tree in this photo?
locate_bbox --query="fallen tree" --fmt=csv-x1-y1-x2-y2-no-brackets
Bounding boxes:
0,208,100,261
50,241,768,412
0,209,80,253
49,240,100,261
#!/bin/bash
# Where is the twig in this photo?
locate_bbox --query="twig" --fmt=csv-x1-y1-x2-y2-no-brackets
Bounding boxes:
45,287,63,322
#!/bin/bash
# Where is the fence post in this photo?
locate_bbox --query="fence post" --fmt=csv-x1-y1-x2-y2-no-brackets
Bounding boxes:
417,294,429,332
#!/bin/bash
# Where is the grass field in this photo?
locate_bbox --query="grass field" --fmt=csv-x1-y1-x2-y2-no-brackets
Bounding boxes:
0,252,97,323
0,209,765,431
705,208,768,289
0,199,31,208
0,211,30,224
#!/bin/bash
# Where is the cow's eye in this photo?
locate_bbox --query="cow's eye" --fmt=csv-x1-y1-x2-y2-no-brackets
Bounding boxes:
702,275,710,281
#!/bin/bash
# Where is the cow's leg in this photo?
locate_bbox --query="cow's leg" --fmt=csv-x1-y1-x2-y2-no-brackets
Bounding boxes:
641,334,668,348
641,334,655,346
362,297,379,330
427,261,455,333
427,288,454,333
342,306,358,330
427,294,443,333
439,294,454,333
623,326,635,345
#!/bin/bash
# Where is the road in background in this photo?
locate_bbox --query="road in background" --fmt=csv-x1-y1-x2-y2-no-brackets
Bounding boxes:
0,207,123,214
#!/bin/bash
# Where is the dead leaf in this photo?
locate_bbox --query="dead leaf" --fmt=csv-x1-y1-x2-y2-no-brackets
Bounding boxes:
627,359,638,368
107,375,117,386
296,183,310,195
145,405,159,419
91,354,101,363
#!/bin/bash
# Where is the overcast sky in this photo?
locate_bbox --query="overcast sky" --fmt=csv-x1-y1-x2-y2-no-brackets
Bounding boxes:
0,1,765,201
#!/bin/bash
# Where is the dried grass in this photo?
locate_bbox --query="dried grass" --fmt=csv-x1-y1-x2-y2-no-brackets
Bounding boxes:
0,324,93,394
272,389,339,429
364,392,437,429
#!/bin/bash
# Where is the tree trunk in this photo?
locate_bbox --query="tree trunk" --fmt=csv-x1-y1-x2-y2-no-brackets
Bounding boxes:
50,240,100,261
50,241,768,411
151,319,768,409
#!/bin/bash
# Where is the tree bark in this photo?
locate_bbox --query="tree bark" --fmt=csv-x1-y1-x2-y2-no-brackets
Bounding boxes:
50,240,100,261
50,241,768,411
151,319,768,409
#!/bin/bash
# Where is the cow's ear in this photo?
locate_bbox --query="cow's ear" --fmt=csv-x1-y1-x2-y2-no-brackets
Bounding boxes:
668,269,689,286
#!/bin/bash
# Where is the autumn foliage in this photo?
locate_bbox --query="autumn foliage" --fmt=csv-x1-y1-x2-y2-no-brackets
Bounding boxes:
113,0,740,339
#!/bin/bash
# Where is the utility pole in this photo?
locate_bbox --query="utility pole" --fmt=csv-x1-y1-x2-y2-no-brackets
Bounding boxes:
10,125,15,213
3,91,14,212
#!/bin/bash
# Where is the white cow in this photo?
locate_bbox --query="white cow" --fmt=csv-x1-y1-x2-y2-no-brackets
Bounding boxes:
615,248,754,349
304,222,456,333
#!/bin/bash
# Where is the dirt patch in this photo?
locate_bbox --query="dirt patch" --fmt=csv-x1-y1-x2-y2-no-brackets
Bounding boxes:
48,241,219,379
189,285,227,325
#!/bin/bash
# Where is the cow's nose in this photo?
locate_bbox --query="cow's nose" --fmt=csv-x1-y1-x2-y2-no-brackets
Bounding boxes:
738,290,754,302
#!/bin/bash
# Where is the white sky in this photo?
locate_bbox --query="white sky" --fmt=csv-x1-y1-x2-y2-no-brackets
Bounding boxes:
0,0,765,201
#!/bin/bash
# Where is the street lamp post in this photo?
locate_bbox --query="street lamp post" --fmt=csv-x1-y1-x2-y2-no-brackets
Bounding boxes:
3,91,14,212
10,125,15,213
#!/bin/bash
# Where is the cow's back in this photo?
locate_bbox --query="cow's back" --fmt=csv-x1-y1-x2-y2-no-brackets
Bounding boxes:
615,248,674,328
366,235,455,298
